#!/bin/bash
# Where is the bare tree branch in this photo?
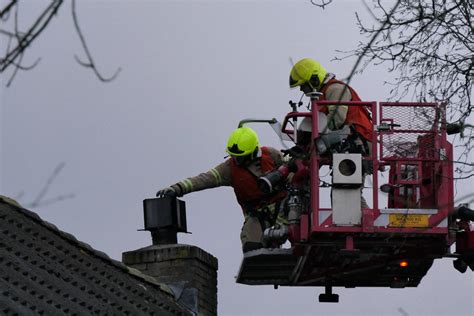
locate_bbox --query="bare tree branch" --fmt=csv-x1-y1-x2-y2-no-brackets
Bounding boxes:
398,307,410,316
309,0,403,137
31,162,65,206
1,0,121,85
0,0,63,73
27,162,75,209
9,57,41,71
0,0,17,20
341,0,403,91
6,50,23,87
71,0,121,82
24,193,75,209
325,0,474,176
310,0,333,9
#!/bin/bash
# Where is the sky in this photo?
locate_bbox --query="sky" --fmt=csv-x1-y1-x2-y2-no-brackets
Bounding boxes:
1,1,473,315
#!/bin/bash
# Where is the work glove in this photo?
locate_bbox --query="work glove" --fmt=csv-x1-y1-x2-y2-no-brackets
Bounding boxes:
156,186,180,198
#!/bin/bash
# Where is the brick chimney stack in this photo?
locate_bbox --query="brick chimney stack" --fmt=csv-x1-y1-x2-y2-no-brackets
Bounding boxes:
123,244,218,315
122,197,218,315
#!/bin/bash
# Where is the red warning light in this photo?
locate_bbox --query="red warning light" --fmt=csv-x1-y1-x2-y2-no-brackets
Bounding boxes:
400,261,409,267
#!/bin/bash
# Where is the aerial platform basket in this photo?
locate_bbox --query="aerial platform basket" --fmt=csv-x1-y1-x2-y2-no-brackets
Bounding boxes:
236,100,474,302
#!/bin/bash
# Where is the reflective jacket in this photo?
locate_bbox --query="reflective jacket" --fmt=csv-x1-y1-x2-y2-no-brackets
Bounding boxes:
230,147,287,213
319,78,372,141
171,146,286,214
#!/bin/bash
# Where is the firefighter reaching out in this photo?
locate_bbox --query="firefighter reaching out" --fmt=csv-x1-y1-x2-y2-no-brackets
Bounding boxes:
157,126,288,252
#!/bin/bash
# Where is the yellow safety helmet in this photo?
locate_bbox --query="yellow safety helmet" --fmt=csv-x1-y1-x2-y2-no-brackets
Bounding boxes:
289,58,327,90
226,127,259,157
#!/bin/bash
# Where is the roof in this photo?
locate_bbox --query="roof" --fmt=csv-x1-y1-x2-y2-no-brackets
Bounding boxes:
0,198,192,315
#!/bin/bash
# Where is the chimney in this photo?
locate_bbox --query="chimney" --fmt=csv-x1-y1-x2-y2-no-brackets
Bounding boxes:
122,197,218,316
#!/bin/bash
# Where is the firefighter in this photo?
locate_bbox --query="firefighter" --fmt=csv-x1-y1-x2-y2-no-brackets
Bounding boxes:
289,58,372,142
156,126,287,252
289,58,373,207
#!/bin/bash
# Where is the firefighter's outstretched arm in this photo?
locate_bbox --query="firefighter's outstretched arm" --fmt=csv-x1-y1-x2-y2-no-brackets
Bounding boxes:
156,160,232,197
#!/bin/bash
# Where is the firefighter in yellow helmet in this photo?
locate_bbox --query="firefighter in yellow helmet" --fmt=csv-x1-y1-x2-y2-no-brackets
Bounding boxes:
157,127,287,252
289,58,372,141
290,58,373,208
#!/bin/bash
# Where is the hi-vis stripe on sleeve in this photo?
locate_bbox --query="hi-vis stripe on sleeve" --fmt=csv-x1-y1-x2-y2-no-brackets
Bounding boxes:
181,179,193,193
210,168,222,185
327,104,348,111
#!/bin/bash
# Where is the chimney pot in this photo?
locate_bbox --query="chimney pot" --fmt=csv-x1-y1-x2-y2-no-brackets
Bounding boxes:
143,197,187,245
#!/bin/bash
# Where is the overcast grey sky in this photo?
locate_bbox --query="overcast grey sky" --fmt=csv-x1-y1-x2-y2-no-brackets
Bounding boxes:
1,1,473,315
